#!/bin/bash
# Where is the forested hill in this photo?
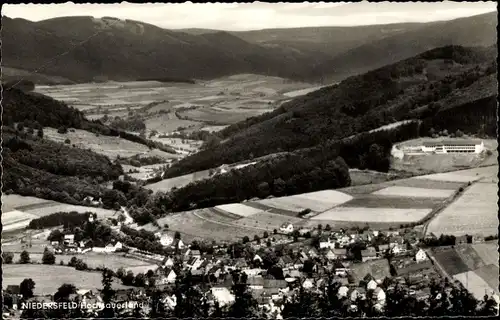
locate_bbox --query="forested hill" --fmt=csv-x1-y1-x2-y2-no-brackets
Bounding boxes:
165,45,498,177
2,12,495,84
2,87,176,154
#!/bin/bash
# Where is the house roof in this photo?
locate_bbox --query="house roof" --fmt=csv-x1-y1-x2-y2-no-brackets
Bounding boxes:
64,234,75,239
351,260,390,283
332,248,347,255
361,249,377,257
422,139,482,147
264,279,287,289
247,277,265,286
191,250,201,255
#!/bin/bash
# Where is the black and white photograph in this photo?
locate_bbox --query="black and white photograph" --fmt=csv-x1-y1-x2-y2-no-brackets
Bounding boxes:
1,1,498,318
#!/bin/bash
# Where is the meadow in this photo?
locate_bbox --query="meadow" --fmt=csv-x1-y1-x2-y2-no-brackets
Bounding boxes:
3,264,132,296
11,252,158,272
426,181,498,237
255,190,354,213
427,242,499,300
43,128,178,161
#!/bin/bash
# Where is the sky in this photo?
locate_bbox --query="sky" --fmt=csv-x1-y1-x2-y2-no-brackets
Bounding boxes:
2,1,497,31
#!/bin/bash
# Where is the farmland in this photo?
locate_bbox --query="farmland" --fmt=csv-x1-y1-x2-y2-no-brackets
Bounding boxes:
1,194,116,232
142,210,266,242
232,211,304,231
215,203,263,217
43,128,178,161
35,74,316,135
310,207,433,223
372,186,455,198
10,252,158,272
426,180,498,237
427,242,499,299
3,264,132,296
254,190,354,214
146,169,212,193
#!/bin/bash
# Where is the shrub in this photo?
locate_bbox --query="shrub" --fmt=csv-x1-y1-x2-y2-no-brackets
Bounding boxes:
58,126,68,134
64,139,71,144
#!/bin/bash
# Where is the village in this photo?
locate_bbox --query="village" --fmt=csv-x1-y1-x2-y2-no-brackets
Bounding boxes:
6,204,489,319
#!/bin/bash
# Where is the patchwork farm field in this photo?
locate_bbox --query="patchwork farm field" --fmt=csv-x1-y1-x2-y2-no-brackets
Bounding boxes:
3,264,132,296
36,74,316,135
311,207,433,223
426,181,498,237
43,128,177,161
427,243,499,299
413,165,498,183
215,203,263,217
255,190,354,214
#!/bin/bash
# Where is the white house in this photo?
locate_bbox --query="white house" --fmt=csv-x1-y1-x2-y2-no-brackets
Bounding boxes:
211,287,235,306
253,254,264,264
367,279,378,291
159,268,177,284
337,286,350,298
163,257,174,268
64,234,75,245
160,234,174,247
302,279,314,290
280,223,294,234
415,249,428,263
373,287,386,305
319,237,336,249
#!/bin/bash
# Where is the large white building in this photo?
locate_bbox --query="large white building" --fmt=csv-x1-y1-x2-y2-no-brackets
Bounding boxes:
399,139,484,155
421,139,484,154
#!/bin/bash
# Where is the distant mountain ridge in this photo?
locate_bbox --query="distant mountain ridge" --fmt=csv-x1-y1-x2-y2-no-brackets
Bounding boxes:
1,12,496,83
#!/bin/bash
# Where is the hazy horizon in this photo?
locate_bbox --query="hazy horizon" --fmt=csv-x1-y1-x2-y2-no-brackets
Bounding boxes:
2,1,497,31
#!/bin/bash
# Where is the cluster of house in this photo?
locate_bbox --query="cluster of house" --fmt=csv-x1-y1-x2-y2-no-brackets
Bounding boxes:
51,234,125,254
139,233,438,318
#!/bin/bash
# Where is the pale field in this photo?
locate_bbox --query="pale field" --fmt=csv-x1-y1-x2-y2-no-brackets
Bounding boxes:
23,203,116,219
214,203,263,217
426,182,498,237
2,194,55,209
2,210,39,226
12,252,157,271
147,169,211,193
472,243,500,268
453,271,498,299
413,165,498,183
232,211,304,231
372,186,455,198
2,194,115,232
141,210,261,242
178,107,270,124
201,125,229,132
312,207,433,223
258,190,353,213
282,85,329,97
3,264,131,296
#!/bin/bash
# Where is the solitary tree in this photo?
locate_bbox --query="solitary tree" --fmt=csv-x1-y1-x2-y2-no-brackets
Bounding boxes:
42,247,56,265
20,278,36,299
19,250,30,264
